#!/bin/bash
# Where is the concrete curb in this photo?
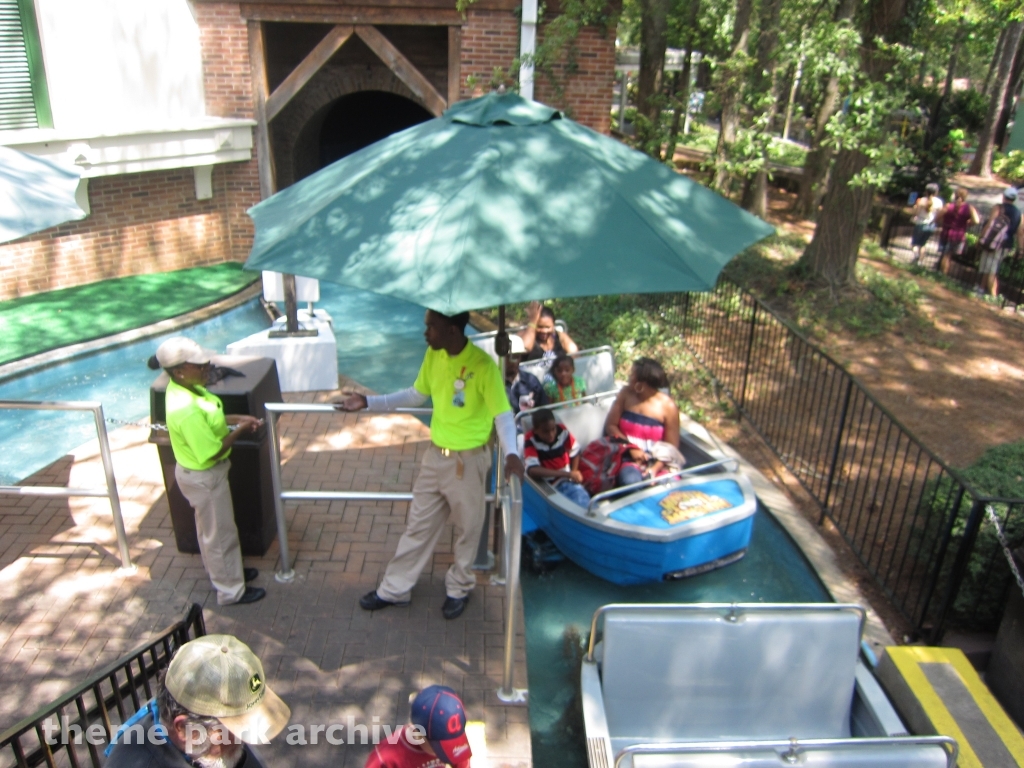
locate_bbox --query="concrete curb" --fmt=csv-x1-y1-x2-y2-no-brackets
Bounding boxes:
0,281,263,381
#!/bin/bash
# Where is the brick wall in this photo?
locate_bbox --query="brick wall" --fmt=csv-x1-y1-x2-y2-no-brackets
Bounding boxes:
459,8,614,134
0,168,245,300
0,2,261,301
533,23,616,135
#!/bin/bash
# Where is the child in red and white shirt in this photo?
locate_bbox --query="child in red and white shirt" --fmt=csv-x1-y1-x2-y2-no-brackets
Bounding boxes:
523,409,591,507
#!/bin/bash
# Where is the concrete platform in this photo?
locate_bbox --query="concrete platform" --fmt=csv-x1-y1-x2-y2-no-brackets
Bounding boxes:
0,383,529,768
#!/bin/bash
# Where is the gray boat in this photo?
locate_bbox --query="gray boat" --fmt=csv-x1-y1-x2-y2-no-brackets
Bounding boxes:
581,603,958,768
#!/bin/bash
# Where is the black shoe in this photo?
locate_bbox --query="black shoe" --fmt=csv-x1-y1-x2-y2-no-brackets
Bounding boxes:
359,590,410,611
234,586,265,605
442,595,469,620
244,568,258,582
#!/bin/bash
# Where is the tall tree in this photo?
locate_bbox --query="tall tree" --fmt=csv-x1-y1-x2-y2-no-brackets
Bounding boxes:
970,19,1023,175
799,0,913,286
635,0,671,155
664,0,703,162
794,0,858,219
712,0,755,191
741,0,785,217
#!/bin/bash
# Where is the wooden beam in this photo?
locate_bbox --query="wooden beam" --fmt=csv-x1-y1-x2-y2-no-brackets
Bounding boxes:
266,25,353,120
354,25,447,116
247,20,277,198
239,5,464,24
447,25,461,106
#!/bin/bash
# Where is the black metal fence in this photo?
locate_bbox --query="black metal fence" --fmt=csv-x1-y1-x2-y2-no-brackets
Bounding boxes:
880,206,1024,309
0,604,205,768
627,286,1023,640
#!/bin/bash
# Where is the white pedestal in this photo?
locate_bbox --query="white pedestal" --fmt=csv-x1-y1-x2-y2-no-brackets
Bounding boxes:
227,315,338,393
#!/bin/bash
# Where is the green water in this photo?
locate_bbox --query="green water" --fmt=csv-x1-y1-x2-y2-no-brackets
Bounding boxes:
519,505,831,768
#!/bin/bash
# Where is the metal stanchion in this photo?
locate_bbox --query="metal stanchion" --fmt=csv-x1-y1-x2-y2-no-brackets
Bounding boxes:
266,408,295,583
0,400,134,573
497,473,527,704
91,405,134,573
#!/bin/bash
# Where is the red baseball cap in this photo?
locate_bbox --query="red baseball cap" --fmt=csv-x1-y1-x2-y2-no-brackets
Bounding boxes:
410,686,471,767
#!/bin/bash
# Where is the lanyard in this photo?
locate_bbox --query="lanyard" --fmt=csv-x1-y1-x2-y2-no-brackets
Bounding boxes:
103,698,165,756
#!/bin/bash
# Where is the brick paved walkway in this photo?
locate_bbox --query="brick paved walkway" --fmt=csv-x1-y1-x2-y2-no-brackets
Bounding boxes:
0,382,529,768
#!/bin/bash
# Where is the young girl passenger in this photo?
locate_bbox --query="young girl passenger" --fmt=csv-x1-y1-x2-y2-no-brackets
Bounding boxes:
544,354,587,404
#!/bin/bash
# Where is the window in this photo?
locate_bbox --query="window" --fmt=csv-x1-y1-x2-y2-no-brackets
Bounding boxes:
0,0,51,130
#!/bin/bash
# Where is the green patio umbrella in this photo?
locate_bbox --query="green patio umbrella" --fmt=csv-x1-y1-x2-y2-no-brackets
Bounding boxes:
0,146,86,244
244,91,773,315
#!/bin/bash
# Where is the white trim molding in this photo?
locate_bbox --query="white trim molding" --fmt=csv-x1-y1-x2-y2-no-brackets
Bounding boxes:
0,118,255,180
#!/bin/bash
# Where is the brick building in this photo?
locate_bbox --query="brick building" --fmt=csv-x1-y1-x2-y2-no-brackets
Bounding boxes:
0,0,616,301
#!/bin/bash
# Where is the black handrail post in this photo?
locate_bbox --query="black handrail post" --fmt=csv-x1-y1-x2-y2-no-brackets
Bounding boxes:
738,299,758,410
820,376,855,525
928,497,988,643
682,291,691,339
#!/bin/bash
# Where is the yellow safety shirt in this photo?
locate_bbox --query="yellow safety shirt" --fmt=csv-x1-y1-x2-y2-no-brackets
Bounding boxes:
413,340,510,451
165,379,229,470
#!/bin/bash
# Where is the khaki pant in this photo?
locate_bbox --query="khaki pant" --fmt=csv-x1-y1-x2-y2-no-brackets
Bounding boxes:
175,460,246,605
377,444,492,603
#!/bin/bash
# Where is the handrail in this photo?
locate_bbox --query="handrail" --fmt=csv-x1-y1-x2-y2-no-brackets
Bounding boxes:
262,403,493,583
0,603,205,768
0,400,133,572
497,474,527,704
585,458,741,515
584,603,868,662
612,736,959,768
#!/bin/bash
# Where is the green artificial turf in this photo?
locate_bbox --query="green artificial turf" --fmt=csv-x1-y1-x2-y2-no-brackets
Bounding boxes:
0,262,258,365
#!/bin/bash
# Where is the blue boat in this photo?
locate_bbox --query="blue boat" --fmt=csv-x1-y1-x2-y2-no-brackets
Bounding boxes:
517,389,757,585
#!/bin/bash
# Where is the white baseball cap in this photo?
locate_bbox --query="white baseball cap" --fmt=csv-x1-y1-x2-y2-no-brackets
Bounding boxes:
155,337,212,369
164,635,291,744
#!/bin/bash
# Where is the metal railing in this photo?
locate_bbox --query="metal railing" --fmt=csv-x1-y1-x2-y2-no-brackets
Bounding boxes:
0,603,205,768
0,401,133,572
611,288,1023,640
261,403,527,704
880,205,1024,309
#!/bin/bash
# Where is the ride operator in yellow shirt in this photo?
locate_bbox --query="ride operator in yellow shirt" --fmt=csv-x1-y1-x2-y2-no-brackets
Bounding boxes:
336,310,526,620
156,336,266,605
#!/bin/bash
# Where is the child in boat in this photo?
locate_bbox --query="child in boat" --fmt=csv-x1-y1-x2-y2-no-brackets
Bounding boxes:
604,357,680,487
543,353,587,404
523,408,591,506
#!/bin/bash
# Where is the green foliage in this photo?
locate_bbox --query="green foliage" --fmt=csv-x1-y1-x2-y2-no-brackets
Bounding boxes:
993,150,1024,185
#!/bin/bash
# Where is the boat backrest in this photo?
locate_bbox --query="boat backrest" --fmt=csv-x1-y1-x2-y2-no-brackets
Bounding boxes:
555,401,610,448
622,742,951,768
520,346,617,395
600,605,861,743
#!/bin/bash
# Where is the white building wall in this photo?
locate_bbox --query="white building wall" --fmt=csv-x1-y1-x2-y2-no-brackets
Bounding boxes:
34,0,207,133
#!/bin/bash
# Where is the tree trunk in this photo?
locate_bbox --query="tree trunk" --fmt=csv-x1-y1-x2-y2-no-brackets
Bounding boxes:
799,149,874,285
664,0,701,162
742,0,784,218
983,25,1009,98
926,23,963,144
995,31,1024,149
971,20,1024,176
799,0,911,286
637,0,669,123
793,0,856,219
782,56,804,141
712,0,754,191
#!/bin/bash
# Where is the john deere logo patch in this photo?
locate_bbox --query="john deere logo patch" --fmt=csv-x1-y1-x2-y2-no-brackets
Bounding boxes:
249,674,263,694
660,491,732,524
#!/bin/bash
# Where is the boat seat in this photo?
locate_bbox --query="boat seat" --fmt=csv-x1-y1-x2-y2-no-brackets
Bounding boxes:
626,743,950,768
600,605,861,745
554,402,609,448
519,347,617,395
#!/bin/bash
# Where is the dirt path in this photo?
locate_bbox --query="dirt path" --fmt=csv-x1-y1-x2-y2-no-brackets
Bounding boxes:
764,182,1024,469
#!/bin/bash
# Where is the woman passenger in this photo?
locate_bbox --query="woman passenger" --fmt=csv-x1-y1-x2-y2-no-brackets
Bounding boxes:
604,357,680,487
519,301,579,362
